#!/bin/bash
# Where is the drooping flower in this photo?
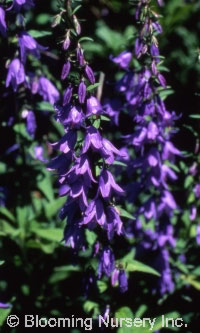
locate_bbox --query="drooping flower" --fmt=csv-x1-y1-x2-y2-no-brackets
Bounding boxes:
119,270,128,293
98,247,115,278
85,65,95,84
19,32,46,64
26,111,37,138
0,7,7,37
6,58,25,91
0,302,12,309
78,81,86,104
9,0,34,12
37,77,59,105
112,51,132,69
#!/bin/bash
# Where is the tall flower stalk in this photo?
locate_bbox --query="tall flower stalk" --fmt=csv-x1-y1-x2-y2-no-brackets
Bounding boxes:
110,0,181,295
48,0,125,280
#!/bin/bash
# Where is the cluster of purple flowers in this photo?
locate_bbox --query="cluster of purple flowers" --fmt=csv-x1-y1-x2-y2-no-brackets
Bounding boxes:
48,0,126,287
110,0,181,295
1,0,59,157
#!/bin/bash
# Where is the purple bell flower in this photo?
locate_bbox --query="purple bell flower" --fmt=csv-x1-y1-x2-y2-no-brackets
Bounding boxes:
19,32,46,64
34,146,47,162
9,0,34,12
26,111,36,138
61,60,71,80
0,302,12,309
98,247,115,278
196,225,200,245
86,96,101,116
78,81,86,104
85,65,95,84
99,169,124,199
63,85,73,106
112,51,132,69
6,58,25,91
119,270,128,293
0,7,7,37
37,77,59,105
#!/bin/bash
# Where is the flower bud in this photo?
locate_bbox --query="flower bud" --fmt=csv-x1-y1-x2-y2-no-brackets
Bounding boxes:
85,65,95,84
61,60,71,80
63,85,73,105
63,30,70,50
77,44,85,66
73,15,81,35
78,81,86,104
51,14,61,28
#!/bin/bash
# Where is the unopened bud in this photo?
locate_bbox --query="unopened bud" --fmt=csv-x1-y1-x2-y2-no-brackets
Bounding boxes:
63,30,71,50
52,14,61,28
73,15,81,35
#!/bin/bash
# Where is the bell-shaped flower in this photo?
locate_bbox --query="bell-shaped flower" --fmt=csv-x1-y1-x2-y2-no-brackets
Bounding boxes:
99,169,124,199
61,60,71,80
50,130,77,154
8,0,34,12
26,111,36,138
0,7,7,37
101,138,125,164
162,141,181,160
112,51,132,69
119,270,128,293
0,302,12,309
106,205,123,239
19,32,46,64
37,77,59,105
85,65,95,84
86,96,102,116
63,85,73,106
82,126,103,153
6,58,25,91
147,121,159,140
82,198,106,226
98,247,115,278
78,81,86,104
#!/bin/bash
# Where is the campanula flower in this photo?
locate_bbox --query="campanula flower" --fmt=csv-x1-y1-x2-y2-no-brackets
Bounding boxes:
0,7,7,37
19,32,46,64
6,58,25,91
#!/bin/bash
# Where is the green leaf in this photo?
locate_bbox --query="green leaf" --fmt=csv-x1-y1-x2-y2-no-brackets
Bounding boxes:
13,123,31,140
37,170,54,202
0,308,12,327
28,30,51,38
36,14,50,25
126,260,160,277
32,228,63,242
93,118,100,129
79,36,94,43
72,4,82,15
115,307,134,333
119,251,160,277
37,101,55,112
100,115,110,122
0,261,4,266
54,265,80,272
44,197,66,219
113,161,127,167
83,300,99,316
85,229,97,246
0,207,15,222
97,280,108,293
87,83,100,91
116,206,135,220
184,175,193,189
189,114,200,119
